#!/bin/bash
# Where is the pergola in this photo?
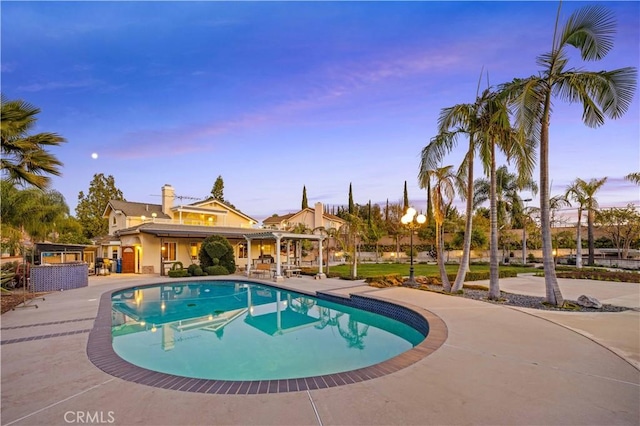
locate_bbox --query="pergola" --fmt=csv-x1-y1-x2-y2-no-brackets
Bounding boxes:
243,231,325,281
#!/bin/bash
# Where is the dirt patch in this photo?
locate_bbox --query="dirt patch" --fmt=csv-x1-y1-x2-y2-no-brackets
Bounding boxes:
1,291,48,314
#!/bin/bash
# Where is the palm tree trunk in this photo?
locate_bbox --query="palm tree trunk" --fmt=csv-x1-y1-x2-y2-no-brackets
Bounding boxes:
540,103,564,306
489,143,500,300
452,140,474,292
575,210,583,268
587,210,595,266
436,222,451,292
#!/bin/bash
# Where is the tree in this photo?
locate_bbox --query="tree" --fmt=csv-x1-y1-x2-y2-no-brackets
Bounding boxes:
76,173,125,239
501,4,637,306
625,172,640,185
199,235,236,274
384,201,404,261
474,166,538,228
301,185,309,209
348,183,354,215
565,178,589,268
428,165,458,292
421,89,535,293
596,204,640,259
575,177,608,265
0,96,66,190
0,180,70,246
403,181,409,211
211,175,225,201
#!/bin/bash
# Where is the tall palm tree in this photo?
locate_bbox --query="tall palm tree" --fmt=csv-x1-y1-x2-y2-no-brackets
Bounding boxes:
420,89,535,293
500,4,637,306
0,96,66,189
419,89,487,292
428,165,458,292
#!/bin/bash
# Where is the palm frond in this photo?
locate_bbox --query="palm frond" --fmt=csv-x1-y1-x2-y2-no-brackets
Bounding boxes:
561,5,616,61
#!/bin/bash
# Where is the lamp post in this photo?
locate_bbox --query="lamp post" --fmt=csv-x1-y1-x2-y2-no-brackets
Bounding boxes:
401,207,426,286
522,198,532,265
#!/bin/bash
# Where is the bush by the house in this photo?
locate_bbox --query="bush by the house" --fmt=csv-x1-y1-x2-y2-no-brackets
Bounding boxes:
205,265,229,276
167,269,189,278
187,264,204,276
199,235,235,274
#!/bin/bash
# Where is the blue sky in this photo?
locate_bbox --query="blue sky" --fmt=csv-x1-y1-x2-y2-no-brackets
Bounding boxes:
2,1,638,223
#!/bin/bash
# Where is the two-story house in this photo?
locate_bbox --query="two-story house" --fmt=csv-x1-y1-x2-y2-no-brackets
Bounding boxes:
101,185,334,279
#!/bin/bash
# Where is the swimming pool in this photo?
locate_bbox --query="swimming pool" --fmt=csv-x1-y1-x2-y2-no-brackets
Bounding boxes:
87,279,447,394
110,281,425,381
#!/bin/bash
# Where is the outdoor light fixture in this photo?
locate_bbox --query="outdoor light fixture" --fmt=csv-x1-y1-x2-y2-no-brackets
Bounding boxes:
401,207,426,286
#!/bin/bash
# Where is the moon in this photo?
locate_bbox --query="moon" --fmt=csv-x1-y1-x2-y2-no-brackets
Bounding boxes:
91,153,98,159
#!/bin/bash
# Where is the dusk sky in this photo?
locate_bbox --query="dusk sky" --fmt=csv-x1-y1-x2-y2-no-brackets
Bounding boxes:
2,1,638,223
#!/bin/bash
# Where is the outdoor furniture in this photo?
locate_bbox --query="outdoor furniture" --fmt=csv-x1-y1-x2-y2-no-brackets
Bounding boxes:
250,263,271,279
284,268,301,278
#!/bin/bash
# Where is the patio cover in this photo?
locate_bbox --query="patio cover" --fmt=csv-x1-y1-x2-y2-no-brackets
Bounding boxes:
242,231,325,280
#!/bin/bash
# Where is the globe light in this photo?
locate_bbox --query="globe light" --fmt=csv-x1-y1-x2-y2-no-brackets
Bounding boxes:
400,207,426,287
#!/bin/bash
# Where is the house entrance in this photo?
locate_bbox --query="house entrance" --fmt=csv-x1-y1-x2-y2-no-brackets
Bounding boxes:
122,246,136,273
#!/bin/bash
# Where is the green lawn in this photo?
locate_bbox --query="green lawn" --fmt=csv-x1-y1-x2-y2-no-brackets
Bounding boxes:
322,262,539,279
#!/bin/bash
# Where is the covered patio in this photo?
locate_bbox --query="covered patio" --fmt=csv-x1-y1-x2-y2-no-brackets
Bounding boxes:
243,231,325,281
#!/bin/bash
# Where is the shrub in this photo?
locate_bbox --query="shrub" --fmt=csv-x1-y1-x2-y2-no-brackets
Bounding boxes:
205,265,229,276
199,235,236,273
187,264,204,276
167,269,189,278
171,261,184,270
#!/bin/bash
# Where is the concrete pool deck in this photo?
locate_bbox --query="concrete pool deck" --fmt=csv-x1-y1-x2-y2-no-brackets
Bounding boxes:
1,273,638,425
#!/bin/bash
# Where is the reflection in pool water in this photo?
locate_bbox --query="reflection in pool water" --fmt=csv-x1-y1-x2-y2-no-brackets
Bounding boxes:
111,281,425,381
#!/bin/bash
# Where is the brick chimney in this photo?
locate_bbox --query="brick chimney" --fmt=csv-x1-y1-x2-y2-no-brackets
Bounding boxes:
162,184,174,217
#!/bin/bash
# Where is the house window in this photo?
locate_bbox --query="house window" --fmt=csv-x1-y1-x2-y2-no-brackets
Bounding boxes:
112,216,117,225
190,242,201,260
162,242,177,261
238,243,247,259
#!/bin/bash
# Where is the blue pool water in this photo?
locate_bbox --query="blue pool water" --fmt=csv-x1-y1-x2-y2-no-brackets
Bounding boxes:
111,281,425,381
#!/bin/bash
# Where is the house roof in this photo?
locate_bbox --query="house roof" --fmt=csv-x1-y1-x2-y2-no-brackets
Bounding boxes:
115,223,261,239
263,208,344,226
115,224,324,241
103,200,171,219
263,213,296,225
175,198,259,224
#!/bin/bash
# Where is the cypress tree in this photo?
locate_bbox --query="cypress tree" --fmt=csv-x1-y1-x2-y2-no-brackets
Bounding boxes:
403,180,409,212
301,185,308,209
348,183,354,215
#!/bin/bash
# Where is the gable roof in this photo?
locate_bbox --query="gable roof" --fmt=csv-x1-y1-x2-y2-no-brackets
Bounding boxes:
263,213,296,225
103,200,171,219
174,198,259,224
263,208,344,226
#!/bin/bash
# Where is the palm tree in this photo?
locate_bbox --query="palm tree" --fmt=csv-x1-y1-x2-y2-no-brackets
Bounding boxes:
565,179,588,268
501,4,637,306
427,165,458,292
577,177,608,265
1,180,69,246
474,166,538,228
624,172,640,185
419,90,486,292
1,96,66,189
